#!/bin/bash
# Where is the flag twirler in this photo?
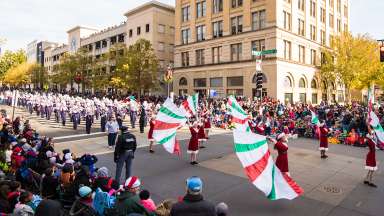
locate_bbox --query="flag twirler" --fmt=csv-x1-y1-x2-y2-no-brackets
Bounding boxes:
234,130,304,200
180,93,199,117
153,98,187,154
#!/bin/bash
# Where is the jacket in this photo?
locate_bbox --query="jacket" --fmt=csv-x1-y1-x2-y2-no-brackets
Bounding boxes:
115,191,153,216
114,132,137,162
170,194,216,216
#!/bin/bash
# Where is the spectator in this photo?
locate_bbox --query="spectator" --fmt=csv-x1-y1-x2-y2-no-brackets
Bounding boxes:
41,167,59,199
115,176,153,216
170,176,216,216
139,189,156,212
69,186,98,216
93,166,119,193
13,191,34,216
216,202,228,216
35,199,64,216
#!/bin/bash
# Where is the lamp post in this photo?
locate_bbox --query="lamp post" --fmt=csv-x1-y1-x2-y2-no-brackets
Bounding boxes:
164,64,174,98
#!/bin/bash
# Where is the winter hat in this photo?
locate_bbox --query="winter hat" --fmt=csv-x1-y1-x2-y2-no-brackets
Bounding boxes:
46,151,53,158
49,157,57,164
124,176,141,189
62,149,70,155
97,167,109,178
277,133,286,141
64,153,72,160
78,186,92,198
22,144,32,152
20,138,27,143
216,202,229,216
186,176,203,193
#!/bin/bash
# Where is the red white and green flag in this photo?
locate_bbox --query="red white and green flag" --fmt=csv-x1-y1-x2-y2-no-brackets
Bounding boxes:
234,130,304,200
180,93,199,117
153,98,187,155
311,111,320,126
227,96,251,132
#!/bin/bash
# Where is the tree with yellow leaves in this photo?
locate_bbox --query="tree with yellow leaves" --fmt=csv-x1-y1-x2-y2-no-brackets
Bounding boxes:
2,62,35,86
320,32,383,103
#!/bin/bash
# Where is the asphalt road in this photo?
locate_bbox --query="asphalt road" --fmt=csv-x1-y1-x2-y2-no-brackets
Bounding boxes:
94,134,383,216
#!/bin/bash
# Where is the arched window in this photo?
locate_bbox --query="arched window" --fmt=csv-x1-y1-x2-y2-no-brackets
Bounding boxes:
252,73,267,83
284,76,293,88
179,77,188,86
322,81,327,90
330,82,336,90
299,78,306,88
311,79,317,89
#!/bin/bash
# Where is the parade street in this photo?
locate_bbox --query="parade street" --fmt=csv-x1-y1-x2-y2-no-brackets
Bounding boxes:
7,104,380,216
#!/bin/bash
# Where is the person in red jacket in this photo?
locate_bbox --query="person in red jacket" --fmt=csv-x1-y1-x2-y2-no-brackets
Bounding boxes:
364,129,378,188
11,147,25,172
188,122,199,165
271,133,290,176
319,121,330,159
148,116,156,153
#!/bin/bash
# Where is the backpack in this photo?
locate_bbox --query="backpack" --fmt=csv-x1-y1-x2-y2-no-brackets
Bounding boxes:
93,187,116,215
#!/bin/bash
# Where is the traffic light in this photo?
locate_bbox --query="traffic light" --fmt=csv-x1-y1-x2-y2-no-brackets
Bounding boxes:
256,73,263,89
380,46,384,62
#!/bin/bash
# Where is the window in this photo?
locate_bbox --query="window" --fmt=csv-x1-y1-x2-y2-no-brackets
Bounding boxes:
137,27,141,35
227,76,243,87
299,45,305,63
283,11,291,31
227,89,244,96
158,24,165,33
310,0,316,17
298,19,305,36
212,46,222,64
284,40,291,60
181,52,189,67
194,78,207,87
169,44,174,53
212,21,223,38
284,93,293,104
329,14,334,28
252,10,266,30
170,27,175,35
118,34,124,42
320,8,326,23
321,52,326,65
231,16,243,34
337,19,341,32
196,25,206,41
179,77,188,86
129,29,133,37
311,79,318,88
320,30,326,45
312,93,318,104
210,77,223,87
284,76,292,88
146,24,150,33
300,93,307,103
298,0,305,11
158,42,165,51
213,0,223,13
231,0,243,8
344,5,348,17
311,49,317,65
195,49,205,65
182,6,190,22
181,29,191,44
337,0,341,13
299,78,306,88
310,25,316,40
251,39,265,59
196,1,206,18
231,43,242,61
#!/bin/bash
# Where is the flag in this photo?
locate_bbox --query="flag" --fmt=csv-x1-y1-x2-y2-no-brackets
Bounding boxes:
368,111,384,145
180,93,199,117
311,111,320,126
209,89,218,98
227,96,250,132
153,98,187,154
234,130,303,200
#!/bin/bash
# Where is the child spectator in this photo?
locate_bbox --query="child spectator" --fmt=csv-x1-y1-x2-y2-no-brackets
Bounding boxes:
139,189,156,212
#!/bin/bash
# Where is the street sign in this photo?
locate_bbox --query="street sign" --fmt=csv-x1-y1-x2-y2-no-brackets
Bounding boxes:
252,49,277,56
256,59,262,71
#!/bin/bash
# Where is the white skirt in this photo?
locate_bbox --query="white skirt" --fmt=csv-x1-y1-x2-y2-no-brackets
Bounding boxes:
319,147,329,151
187,150,199,154
365,166,378,171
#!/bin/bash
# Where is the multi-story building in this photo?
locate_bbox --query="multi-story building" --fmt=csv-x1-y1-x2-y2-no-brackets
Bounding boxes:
27,40,57,65
41,0,175,93
174,0,349,104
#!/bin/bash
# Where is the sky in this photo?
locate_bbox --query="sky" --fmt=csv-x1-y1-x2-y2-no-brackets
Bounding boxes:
0,0,382,52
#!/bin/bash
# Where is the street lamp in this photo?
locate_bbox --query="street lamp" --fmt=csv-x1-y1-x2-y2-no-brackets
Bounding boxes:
164,64,173,98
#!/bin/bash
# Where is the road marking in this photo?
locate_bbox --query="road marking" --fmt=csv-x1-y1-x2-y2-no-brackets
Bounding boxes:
54,132,105,140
